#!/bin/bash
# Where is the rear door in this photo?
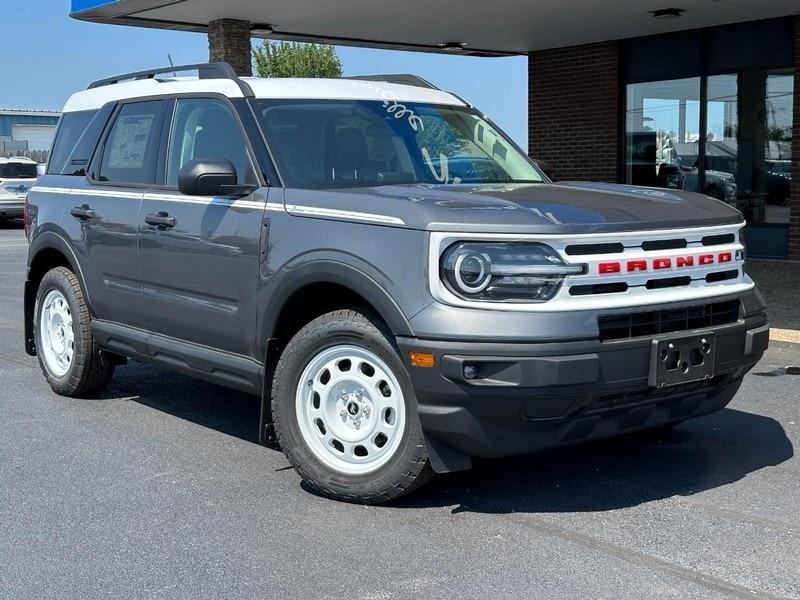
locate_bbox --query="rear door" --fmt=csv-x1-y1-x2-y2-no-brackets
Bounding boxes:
138,96,265,356
63,99,169,326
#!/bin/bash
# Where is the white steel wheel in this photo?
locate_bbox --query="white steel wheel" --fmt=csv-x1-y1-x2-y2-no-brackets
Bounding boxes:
39,289,74,377
295,344,407,475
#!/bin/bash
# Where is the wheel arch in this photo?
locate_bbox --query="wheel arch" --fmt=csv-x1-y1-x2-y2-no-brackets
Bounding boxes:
257,260,415,445
24,232,90,355
260,261,414,348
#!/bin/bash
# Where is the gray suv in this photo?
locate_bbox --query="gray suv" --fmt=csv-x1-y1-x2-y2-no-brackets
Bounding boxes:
25,63,769,503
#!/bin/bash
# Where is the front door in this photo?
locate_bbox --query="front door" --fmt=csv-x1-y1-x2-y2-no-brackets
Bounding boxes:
138,97,265,356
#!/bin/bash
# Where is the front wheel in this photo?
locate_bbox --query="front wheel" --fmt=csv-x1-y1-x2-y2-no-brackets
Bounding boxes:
271,309,432,503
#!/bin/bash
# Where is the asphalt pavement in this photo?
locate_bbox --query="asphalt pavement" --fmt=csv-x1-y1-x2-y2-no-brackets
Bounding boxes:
1,222,799,599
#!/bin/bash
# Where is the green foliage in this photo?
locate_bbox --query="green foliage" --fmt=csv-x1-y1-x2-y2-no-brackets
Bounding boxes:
252,41,343,78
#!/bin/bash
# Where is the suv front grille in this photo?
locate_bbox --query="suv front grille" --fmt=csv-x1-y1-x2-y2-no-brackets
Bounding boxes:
560,225,747,304
597,300,740,341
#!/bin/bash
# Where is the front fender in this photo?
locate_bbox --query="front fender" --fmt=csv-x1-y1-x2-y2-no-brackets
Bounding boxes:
258,259,415,354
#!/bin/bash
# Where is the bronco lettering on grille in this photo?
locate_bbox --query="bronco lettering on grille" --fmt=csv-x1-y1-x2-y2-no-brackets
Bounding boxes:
598,251,733,275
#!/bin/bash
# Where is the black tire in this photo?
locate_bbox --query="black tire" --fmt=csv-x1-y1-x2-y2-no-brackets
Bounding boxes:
271,308,432,504
34,266,114,396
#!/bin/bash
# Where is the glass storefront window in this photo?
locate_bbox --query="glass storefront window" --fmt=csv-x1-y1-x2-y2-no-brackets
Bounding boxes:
625,71,794,257
705,71,793,226
625,77,701,193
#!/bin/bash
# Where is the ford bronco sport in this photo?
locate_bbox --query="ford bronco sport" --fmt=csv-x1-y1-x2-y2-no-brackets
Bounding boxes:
24,63,769,503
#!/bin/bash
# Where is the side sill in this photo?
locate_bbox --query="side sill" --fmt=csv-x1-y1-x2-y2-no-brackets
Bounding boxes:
92,320,262,395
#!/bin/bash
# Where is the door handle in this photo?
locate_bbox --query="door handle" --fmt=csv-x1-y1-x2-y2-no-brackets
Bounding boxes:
70,205,95,220
145,212,176,229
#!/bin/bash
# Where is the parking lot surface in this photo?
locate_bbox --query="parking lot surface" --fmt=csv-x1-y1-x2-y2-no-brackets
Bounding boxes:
1,224,799,599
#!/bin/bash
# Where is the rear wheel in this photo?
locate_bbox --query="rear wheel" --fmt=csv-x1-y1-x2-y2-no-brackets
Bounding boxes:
34,267,114,396
272,309,432,503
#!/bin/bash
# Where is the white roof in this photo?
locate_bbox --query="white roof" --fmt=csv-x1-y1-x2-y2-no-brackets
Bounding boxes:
243,77,463,106
0,156,37,164
61,76,465,113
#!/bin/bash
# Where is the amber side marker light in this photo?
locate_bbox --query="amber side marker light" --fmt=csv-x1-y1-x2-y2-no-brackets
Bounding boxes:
409,352,436,368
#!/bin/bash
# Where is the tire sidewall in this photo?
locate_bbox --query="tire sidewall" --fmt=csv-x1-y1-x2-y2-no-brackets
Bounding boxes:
273,313,427,499
34,269,85,393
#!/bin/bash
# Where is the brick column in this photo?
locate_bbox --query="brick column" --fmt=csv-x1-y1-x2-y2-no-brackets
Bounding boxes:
529,42,620,182
790,15,800,259
208,19,252,76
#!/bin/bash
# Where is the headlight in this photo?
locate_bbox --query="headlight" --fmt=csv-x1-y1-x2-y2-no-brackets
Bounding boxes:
441,242,584,302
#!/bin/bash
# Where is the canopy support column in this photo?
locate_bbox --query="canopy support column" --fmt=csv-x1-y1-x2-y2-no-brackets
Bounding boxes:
208,18,252,76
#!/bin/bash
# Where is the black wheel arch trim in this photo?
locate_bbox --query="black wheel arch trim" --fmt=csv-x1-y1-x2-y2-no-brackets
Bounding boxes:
256,260,416,446
260,260,416,346
24,231,92,355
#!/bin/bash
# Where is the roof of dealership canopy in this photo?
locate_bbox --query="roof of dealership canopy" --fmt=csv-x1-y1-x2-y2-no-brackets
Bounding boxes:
70,0,800,56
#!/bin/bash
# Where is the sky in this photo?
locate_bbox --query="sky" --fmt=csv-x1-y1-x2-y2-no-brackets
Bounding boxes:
3,1,528,148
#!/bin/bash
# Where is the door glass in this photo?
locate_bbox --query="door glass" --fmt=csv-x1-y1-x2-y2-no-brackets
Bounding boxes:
625,77,701,192
48,110,97,174
705,71,793,228
166,98,256,186
99,101,165,184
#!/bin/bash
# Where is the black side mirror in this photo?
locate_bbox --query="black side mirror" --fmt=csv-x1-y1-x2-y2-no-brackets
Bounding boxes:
178,158,256,197
532,159,553,180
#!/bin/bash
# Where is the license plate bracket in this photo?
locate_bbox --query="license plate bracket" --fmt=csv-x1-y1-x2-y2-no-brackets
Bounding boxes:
648,332,716,388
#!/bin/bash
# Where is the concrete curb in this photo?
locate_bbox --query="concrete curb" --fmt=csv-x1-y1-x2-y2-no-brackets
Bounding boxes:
770,328,800,344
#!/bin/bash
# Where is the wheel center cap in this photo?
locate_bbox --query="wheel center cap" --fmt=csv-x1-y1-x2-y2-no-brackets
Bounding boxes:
346,400,361,417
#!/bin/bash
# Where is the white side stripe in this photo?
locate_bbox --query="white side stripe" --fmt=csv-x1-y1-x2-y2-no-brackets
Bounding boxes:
33,187,265,210
285,204,404,225
32,186,404,225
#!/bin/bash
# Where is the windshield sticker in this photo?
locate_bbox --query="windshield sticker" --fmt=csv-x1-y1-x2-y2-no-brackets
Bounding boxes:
351,80,461,185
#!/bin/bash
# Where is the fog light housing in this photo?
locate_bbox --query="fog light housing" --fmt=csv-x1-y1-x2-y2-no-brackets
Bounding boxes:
463,363,479,380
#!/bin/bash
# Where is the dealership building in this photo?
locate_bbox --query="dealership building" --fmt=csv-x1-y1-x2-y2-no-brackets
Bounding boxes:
71,0,799,259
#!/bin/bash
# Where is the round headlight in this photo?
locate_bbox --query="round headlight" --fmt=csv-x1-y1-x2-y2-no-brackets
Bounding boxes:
440,241,585,302
453,252,491,293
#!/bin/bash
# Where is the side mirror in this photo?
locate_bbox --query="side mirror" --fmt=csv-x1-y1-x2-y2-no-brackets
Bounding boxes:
178,158,256,197
532,159,553,180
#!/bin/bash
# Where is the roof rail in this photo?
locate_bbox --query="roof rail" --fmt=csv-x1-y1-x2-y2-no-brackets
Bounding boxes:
345,74,439,90
87,62,254,97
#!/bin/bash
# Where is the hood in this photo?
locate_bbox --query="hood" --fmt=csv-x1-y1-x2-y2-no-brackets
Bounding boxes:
285,181,744,234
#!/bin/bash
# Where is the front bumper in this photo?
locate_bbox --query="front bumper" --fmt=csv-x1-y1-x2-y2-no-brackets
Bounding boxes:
0,199,24,219
398,302,769,472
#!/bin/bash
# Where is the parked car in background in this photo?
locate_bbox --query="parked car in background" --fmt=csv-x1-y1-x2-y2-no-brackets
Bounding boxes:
0,156,38,223
656,163,737,204
766,160,791,204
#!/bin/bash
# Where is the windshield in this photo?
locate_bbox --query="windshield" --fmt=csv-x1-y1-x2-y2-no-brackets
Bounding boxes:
252,99,543,189
0,162,38,179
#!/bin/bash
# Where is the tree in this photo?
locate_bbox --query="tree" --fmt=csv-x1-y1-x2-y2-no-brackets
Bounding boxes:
252,41,342,78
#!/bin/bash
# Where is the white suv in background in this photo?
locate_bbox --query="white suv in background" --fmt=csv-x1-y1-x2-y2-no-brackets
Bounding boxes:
0,157,38,224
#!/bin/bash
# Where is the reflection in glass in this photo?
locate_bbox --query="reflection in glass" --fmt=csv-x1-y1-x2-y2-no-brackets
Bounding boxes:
625,77,701,193
705,71,793,226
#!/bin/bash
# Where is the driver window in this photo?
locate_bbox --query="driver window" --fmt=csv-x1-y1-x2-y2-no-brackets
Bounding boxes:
167,98,256,187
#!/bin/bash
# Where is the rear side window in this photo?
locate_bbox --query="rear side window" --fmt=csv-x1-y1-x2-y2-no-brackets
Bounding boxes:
0,162,38,178
98,101,166,185
47,110,97,174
